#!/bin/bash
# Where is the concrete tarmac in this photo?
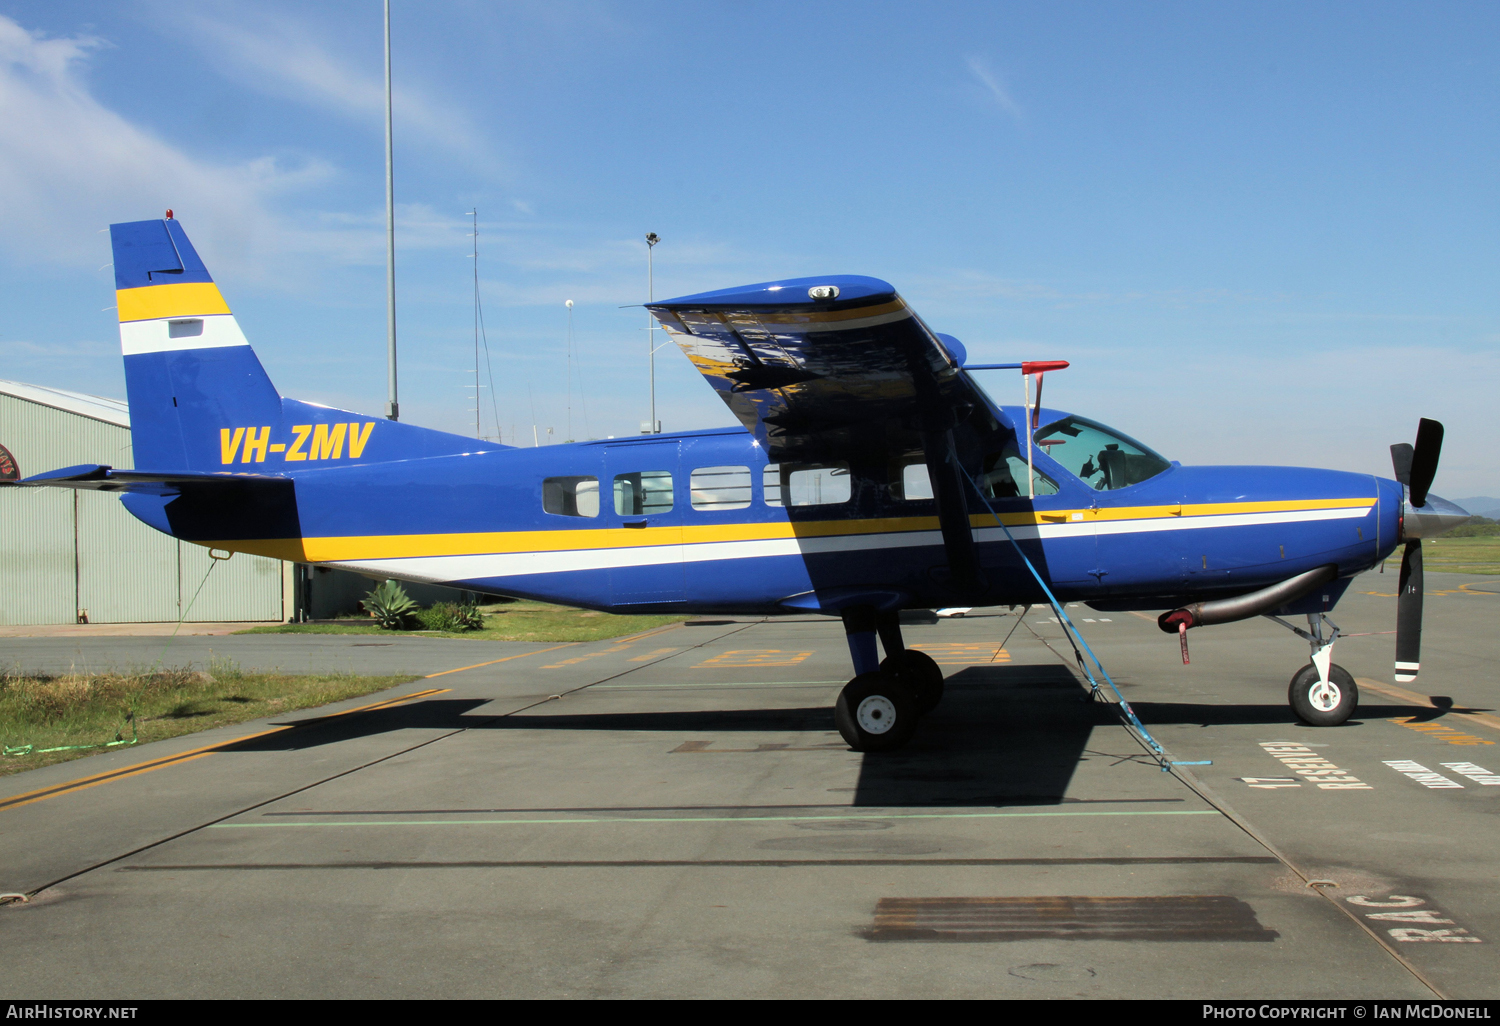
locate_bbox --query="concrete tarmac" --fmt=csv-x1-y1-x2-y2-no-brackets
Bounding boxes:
1,570,1496,999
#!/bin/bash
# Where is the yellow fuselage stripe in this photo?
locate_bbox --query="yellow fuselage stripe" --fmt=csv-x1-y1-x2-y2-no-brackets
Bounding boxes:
117,282,231,322
203,498,1376,564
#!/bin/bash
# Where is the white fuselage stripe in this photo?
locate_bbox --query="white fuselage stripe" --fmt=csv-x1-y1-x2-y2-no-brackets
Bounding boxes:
316,505,1373,585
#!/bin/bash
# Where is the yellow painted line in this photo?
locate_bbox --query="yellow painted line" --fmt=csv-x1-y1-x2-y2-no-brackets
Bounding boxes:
116,282,231,322
424,644,575,679
694,650,813,669
203,498,1378,564
0,687,450,813
1390,718,1494,746
1357,678,1500,735
628,647,680,662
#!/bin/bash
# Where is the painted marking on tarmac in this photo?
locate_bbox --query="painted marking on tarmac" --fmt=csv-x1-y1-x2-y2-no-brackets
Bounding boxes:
1356,678,1500,735
1391,717,1495,746
1439,761,1500,785
1347,894,1483,944
693,649,813,668
542,642,635,669
0,687,452,813
1383,760,1463,789
627,647,680,662
908,642,1011,665
424,644,575,678
1239,777,1301,789
1259,742,1371,789
208,808,1225,829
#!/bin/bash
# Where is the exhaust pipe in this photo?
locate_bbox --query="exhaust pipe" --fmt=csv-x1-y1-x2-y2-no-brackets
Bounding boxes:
1158,564,1339,634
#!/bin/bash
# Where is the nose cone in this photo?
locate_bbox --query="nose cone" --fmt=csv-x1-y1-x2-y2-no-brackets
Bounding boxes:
1404,493,1472,539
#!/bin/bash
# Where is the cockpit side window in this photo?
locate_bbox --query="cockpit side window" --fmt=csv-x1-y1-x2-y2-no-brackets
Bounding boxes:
1034,415,1169,491
978,446,1058,498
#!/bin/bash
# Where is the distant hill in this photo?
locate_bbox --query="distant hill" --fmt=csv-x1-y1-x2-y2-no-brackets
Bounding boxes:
1456,497,1500,519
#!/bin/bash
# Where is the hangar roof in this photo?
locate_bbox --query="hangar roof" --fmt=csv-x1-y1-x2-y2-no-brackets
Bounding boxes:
0,379,130,428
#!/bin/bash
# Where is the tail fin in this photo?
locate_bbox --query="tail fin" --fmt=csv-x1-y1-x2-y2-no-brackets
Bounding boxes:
110,216,504,472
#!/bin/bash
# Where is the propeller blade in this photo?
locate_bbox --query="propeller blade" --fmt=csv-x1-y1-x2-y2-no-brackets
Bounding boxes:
1408,418,1444,508
1395,539,1423,682
1389,442,1413,486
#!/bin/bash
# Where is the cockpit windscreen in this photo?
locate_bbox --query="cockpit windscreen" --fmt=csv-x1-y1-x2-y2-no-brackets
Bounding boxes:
1034,415,1170,491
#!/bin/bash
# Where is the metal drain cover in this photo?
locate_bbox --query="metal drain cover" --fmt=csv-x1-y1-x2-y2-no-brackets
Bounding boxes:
869,896,1277,942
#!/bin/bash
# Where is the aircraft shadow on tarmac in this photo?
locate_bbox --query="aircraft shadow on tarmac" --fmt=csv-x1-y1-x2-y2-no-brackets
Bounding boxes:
214,666,1480,811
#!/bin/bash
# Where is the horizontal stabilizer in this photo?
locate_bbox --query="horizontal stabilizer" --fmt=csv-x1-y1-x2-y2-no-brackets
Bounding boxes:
10,464,284,496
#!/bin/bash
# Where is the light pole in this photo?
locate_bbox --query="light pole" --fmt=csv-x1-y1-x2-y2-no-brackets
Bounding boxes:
646,232,659,434
383,0,398,421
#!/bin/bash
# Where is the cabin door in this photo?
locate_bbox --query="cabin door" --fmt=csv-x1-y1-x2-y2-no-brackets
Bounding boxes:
603,440,685,606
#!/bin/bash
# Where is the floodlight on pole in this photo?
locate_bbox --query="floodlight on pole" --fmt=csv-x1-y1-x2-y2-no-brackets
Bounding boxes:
646,232,659,434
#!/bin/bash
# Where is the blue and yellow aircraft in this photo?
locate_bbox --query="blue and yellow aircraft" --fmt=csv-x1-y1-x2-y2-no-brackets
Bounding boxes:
9,216,1473,751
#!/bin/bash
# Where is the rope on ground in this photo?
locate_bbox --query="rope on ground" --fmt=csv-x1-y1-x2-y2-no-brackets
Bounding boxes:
3,554,228,758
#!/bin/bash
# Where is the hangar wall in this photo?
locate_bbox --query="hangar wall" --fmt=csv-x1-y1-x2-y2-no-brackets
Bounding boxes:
0,382,285,625
1,381,478,626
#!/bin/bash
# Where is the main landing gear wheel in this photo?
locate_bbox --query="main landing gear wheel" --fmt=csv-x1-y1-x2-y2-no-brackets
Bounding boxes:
834,672,919,752
1288,663,1358,727
880,649,944,715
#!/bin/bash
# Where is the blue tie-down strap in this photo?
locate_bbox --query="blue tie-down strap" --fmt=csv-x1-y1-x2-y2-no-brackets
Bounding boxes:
958,466,1167,759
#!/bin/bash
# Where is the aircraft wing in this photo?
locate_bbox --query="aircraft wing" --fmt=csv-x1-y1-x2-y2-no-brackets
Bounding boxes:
7,464,286,497
647,276,1012,460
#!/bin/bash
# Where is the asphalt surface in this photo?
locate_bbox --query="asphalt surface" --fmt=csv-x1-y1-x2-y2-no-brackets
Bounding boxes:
1,569,1496,999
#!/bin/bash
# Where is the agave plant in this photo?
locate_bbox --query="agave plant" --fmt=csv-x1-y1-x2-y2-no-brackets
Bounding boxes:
361,580,418,630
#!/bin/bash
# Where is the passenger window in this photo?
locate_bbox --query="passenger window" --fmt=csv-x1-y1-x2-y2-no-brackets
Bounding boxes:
763,464,784,507
890,459,934,501
543,476,599,517
613,471,673,515
783,463,852,506
690,466,752,511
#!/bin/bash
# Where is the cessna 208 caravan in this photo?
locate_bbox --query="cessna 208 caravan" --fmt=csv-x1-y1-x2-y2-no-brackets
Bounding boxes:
11,216,1472,751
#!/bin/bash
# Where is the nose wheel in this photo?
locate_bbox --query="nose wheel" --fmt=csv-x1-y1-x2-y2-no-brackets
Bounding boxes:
1289,662,1358,726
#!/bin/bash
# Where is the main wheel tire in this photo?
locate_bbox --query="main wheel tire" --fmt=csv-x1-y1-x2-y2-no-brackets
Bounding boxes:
879,649,945,715
834,672,920,752
1288,662,1358,726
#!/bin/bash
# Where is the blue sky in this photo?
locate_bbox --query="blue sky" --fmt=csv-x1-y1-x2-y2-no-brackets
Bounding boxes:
0,1,1495,496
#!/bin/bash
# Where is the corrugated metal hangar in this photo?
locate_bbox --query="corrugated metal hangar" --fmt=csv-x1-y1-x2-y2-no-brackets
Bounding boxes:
1,379,475,626
0,379,287,624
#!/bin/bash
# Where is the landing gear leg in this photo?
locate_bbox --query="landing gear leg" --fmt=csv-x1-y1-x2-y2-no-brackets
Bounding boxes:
834,607,919,752
1264,612,1359,726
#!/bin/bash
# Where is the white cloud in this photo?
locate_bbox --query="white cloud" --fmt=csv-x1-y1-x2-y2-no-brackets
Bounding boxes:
0,15,476,286
0,14,332,274
966,56,1022,121
172,7,494,165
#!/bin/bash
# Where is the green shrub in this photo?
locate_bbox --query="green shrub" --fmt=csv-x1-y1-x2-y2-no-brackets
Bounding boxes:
416,602,485,632
361,580,419,630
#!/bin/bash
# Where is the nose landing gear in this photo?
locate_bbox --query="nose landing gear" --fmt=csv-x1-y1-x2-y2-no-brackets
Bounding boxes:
1266,612,1357,727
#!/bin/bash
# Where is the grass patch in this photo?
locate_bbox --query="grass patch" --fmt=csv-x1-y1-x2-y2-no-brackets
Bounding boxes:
0,659,419,777
1382,536,1500,576
239,600,683,643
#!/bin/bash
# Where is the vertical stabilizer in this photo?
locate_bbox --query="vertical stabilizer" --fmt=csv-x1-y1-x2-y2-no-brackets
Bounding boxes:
111,217,281,471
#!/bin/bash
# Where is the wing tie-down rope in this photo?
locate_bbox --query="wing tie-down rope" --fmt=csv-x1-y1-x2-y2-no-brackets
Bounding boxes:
958,465,1173,766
